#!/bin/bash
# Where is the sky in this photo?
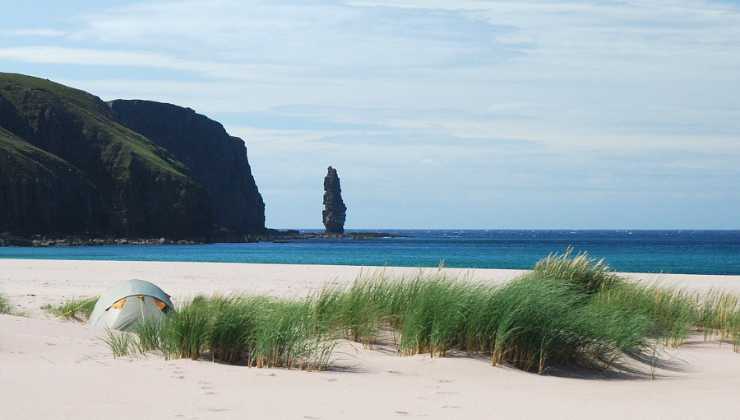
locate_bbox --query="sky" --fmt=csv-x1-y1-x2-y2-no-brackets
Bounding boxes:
1,0,739,229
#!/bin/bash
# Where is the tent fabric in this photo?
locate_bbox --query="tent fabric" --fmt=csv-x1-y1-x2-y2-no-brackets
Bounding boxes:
89,279,174,331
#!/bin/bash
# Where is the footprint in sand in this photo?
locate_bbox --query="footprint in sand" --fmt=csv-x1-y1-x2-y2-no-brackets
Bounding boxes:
435,391,458,395
199,382,216,396
170,366,185,379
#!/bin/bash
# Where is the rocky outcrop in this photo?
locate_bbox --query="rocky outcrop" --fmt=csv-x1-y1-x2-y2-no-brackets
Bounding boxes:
109,100,265,234
0,73,264,239
322,166,347,234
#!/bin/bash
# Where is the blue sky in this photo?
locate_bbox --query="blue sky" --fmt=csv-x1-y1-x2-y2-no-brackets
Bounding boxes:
1,0,739,229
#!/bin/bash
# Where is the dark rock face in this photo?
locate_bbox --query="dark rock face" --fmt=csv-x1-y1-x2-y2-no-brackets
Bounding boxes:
322,166,347,234
0,73,263,239
109,100,265,234
0,127,98,235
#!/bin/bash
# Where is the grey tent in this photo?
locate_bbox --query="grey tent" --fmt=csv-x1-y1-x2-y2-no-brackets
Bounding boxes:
89,279,174,331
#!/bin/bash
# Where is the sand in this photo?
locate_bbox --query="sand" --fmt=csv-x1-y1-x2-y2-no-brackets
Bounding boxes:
2,259,740,420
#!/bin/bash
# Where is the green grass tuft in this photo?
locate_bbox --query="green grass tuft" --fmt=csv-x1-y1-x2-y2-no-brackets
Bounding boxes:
102,329,137,358
532,248,621,293
43,296,98,321
205,296,263,364
592,283,697,346
250,299,334,370
126,295,335,370
697,290,740,351
159,296,211,360
133,318,164,354
0,294,12,314
394,278,488,357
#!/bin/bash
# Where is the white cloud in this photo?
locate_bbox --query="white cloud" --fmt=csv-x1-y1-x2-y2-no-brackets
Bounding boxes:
1,28,67,37
0,46,306,84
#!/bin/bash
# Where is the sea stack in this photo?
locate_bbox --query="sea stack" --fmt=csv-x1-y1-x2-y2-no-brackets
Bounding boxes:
322,166,347,235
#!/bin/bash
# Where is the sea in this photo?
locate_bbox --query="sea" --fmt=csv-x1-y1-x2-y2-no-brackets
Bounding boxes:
1,230,739,275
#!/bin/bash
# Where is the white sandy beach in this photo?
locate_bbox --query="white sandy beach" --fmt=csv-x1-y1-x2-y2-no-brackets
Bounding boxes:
2,259,740,420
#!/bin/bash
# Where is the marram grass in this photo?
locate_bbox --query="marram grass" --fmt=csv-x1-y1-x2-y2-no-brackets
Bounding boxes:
115,295,335,370
102,329,136,358
532,247,620,293
104,251,740,373
43,296,98,321
591,283,697,347
0,294,12,314
697,290,740,351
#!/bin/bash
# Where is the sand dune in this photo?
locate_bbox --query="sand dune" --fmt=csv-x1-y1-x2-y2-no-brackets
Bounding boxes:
2,259,740,419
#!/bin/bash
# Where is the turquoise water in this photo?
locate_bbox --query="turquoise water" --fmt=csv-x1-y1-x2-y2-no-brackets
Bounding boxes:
1,230,739,275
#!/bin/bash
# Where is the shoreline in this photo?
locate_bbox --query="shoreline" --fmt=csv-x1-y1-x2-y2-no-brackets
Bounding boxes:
0,230,403,247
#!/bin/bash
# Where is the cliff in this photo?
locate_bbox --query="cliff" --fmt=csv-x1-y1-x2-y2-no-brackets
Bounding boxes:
0,127,97,235
0,73,264,239
322,166,347,234
109,100,265,234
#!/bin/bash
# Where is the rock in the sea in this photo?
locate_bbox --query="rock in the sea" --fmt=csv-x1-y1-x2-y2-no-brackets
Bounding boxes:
322,166,347,234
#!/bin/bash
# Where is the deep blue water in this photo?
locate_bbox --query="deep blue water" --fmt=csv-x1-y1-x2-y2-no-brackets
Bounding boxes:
1,230,739,275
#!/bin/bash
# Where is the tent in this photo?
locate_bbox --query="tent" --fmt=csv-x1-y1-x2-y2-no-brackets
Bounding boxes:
89,279,174,331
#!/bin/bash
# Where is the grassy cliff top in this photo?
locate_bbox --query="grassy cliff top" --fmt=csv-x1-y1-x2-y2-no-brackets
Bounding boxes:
0,72,189,180
0,73,110,116
0,126,84,177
